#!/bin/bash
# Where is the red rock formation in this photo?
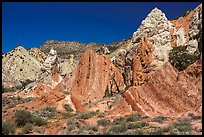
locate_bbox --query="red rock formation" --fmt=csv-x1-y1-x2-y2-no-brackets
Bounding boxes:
70,95,86,112
111,60,202,117
107,97,133,118
51,63,62,87
55,49,125,104
132,36,153,86
170,7,199,47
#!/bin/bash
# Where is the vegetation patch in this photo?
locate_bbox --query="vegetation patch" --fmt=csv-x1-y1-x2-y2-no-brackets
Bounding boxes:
127,122,149,129
107,124,128,134
188,113,202,120
34,106,57,118
172,117,193,134
126,113,142,122
97,118,110,126
112,116,126,125
15,109,34,127
2,119,16,135
169,46,197,71
63,104,73,112
75,111,98,119
21,123,33,134
152,115,167,123
2,87,16,93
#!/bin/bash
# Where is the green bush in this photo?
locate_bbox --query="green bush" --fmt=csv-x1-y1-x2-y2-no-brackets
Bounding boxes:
32,127,45,134
152,115,167,123
127,122,149,129
76,111,98,119
112,116,126,125
149,127,165,135
15,109,33,127
173,117,193,133
169,46,197,71
108,124,128,133
21,123,33,134
126,113,142,122
188,113,202,120
66,118,80,132
2,87,16,93
63,104,73,112
35,106,57,118
108,45,118,52
97,118,110,126
32,116,47,126
2,119,16,135
62,112,73,119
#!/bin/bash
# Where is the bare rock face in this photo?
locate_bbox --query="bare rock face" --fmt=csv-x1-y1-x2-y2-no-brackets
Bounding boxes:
2,46,43,87
42,47,58,73
97,46,110,54
55,49,125,104
112,7,173,86
114,60,202,117
28,48,46,64
132,36,153,86
187,4,202,55
59,54,76,76
37,48,62,88
130,7,172,70
170,4,202,56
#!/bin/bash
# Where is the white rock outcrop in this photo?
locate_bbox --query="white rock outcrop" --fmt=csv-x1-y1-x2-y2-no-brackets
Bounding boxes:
43,47,58,73
129,7,172,70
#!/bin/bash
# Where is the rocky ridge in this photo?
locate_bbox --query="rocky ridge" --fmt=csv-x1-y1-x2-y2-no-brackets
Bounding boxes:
2,3,202,135
2,46,43,87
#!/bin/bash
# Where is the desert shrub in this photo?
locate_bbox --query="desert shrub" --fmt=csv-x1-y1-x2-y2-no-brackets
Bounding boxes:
32,127,45,134
98,112,105,118
36,106,57,118
63,104,73,112
169,46,197,71
173,117,193,133
21,123,33,134
15,109,33,127
2,87,16,93
112,116,126,125
152,115,167,123
32,116,47,126
67,118,80,128
97,118,110,126
108,124,128,133
126,113,142,122
132,129,145,135
2,119,16,135
188,113,202,120
149,127,165,135
76,111,98,119
66,118,80,133
62,112,73,119
86,126,98,132
108,45,118,52
127,121,149,129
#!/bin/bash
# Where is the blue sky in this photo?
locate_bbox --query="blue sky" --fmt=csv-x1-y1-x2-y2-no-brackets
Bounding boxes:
2,2,201,53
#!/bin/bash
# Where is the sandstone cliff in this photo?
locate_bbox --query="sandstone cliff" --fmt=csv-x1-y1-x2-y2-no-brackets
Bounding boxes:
55,49,125,104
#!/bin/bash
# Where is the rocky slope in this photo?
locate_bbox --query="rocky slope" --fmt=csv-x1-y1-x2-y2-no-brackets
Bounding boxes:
2,46,43,88
2,3,202,135
109,59,202,118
